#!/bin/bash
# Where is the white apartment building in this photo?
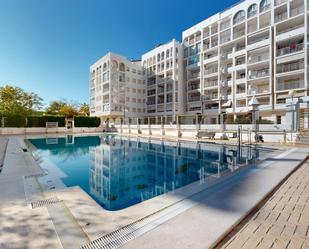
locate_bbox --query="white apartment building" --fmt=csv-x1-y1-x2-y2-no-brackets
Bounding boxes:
90,0,309,127
182,0,309,124
142,39,184,123
90,52,146,124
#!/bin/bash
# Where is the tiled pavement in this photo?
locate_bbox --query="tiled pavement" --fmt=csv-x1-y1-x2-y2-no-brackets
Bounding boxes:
220,159,309,249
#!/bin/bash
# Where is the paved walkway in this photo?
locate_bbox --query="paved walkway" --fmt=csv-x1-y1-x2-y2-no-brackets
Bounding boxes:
219,159,309,249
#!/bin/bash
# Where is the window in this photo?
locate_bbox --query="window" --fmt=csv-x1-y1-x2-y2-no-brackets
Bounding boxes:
276,116,281,124
260,0,270,13
248,4,257,18
233,10,246,25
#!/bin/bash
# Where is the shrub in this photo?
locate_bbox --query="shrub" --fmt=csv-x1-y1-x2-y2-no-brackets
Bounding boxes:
256,119,274,124
74,116,100,127
233,117,251,124
4,115,26,127
26,115,65,127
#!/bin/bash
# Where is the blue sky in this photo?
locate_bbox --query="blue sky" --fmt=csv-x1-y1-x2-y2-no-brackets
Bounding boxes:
0,0,239,106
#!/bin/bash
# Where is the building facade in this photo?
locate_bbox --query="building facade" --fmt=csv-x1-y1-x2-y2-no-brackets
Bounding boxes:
90,0,309,126
90,53,146,124
142,39,184,123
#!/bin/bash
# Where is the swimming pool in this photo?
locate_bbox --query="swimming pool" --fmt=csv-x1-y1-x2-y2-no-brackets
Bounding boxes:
28,135,265,211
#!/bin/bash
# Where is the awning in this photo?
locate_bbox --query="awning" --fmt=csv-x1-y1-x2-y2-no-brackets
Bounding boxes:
222,100,232,107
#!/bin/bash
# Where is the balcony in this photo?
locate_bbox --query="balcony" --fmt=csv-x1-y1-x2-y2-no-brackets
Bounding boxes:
277,24,304,37
204,80,218,88
249,69,269,80
248,53,269,64
275,0,287,6
188,84,200,91
188,73,200,80
277,61,304,74
204,94,218,101
275,12,287,23
233,30,245,39
276,43,304,57
260,4,271,13
204,67,218,75
188,96,201,102
248,87,269,95
277,80,304,91
290,5,304,18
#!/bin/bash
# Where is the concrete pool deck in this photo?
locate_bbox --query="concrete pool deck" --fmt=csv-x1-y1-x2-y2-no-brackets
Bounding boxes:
0,135,308,249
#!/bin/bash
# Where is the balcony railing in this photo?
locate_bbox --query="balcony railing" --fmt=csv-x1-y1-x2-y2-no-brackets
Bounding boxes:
248,35,269,46
277,43,304,56
188,73,200,80
234,30,245,39
204,94,218,100
204,68,218,75
188,84,200,91
277,61,304,74
204,81,218,88
277,80,304,90
277,24,304,35
188,96,201,102
249,69,269,79
248,87,269,95
248,53,269,64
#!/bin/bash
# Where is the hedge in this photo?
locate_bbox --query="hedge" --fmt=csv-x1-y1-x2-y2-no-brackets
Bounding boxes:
74,116,100,127
26,116,65,127
4,115,26,127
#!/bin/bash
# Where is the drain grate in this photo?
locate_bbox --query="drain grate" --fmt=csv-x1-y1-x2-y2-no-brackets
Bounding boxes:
31,197,61,209
24,173,46,179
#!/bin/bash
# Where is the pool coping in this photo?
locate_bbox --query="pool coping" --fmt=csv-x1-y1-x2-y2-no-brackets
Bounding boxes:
22,134,291,242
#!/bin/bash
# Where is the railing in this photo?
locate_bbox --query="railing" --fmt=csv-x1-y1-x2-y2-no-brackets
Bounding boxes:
290,5,304,17
220,36,231,44
249,69,269,79
188,84,200,91
188,73,200,79
204,68,218,75
211,41,218,47
248,87,269,95
277,80,304,90
204,81,218,88
248,35,269,45
204,53,218,60
277,61,304,73
233,30,245,39
277,24,304,35
248,53,269,64
259,21,270,29
277,43,303,56
188,96,201,102
204,94,218,100
275,12,287,23
248,25,257,34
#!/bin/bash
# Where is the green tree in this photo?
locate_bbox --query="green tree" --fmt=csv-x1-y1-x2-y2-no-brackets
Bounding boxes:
59,104,79,118
79,103,90,116
0,85,43,117
45,100,66,115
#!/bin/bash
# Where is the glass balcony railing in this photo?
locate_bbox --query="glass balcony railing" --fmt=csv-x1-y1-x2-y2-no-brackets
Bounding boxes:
277,61,304,74
277,80,304,90
248,53,269,64
249,69,269,79
204,68,218,75
277,43,304,56
188,84,200,91
204,81,218,88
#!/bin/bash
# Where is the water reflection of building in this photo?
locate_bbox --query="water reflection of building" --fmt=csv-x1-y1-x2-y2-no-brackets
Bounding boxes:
89,136,257,211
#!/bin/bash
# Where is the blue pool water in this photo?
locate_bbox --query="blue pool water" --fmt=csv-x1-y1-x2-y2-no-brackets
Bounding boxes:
28,135,265,211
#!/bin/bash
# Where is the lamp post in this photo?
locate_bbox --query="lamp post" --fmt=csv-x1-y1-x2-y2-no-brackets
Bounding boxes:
249,95,260,142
